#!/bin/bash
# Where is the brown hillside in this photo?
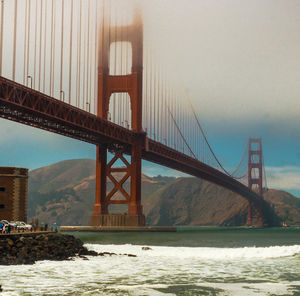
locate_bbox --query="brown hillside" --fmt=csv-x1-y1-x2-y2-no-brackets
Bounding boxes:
145,178,300,226
264,189,300,225
144,177,249,226
28,159,300,226
28,159,172,225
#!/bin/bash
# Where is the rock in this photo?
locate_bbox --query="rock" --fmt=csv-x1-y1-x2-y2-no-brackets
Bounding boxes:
142,247,152,251
0,233,97,265
78,255,89,260
7,239,14,247
99,252,117,256
78,249,98,256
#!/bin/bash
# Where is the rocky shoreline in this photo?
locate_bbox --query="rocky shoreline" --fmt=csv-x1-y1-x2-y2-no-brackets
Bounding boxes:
0,232,131,265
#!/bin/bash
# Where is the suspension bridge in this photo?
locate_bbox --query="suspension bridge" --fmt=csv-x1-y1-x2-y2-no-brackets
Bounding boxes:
0,0,269,226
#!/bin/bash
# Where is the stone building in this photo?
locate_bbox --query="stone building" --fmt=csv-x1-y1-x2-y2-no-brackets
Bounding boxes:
0,167,28,222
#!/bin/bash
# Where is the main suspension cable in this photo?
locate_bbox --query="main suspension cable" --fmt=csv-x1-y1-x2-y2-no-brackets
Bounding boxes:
186,95,248,178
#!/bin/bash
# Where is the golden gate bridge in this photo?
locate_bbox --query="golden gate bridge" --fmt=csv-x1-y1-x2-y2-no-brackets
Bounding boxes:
0,0,269,226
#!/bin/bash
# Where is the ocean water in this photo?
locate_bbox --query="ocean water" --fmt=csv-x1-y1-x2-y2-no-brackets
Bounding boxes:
1,227,300,296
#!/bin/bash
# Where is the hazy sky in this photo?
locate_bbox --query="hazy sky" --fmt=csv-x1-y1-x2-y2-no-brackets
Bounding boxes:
1,0,300,196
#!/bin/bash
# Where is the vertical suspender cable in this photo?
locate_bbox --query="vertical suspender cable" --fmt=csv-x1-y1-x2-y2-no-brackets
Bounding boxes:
113,4,117,123
68,0,73,104
33,0,38,88
169,85,174,148
23,0,28,85
174,91,177,148
181,99,184,152
117,9,120,125
161,75,163,143
169,87,172,147
173,89,175,148
85,0,90,110
51,0,56,96
184,102,186,154
173,90,176,148
189,105,191,154
181,100,183,153
149,52,152,138
119,12,122,124
159,72,162,142
76,1,79,106
83,1,88,110
144,47,147,131
193,107,195,156
77,0,82,108
181,98,184,153
180,100,182,151
49,0,54,95
26,0,31,86
163,78,166,144
93,0,98,114
181,98,184,152
60,0,65,100
126,11,129,124
162,76,166,143
12,0,18,81
165,80,168,145
185,103,187,154
167,84,170,146
0,0,4,76
121,12,124,125
165,81,168,144
88,0,92,111
162,74,165,143
183,100,186,153
157,65,160,141
43,0,47,93
38,0,43,90
177,96,180,151
82,3,86,109
177,96,179,150
153,61,156,140
169,85,172,147
98,0,105,117
174,93,176,149
160,71,163,143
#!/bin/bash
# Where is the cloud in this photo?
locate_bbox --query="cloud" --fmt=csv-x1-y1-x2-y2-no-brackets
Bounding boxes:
266,166,300,190
142,0,300,122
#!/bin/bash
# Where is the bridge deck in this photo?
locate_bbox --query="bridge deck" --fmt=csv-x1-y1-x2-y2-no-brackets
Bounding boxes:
0,76,262,205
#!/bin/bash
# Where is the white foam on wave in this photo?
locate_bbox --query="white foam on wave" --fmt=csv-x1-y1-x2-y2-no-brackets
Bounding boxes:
1,244,299,295
202,282,299,296
85,243,300,260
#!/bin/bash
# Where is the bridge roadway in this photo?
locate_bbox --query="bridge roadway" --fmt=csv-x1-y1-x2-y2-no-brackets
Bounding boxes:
0,76,262,205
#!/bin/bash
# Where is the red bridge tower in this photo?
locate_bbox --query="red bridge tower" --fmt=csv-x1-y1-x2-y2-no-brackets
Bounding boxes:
91,8,145,226
247,138,263,225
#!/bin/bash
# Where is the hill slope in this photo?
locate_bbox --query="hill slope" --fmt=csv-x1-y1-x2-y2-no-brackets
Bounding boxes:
28,159,300,226
28,159,173,225
144,177,248,226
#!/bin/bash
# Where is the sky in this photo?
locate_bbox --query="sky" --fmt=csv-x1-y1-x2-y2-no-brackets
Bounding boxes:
0,0,300,197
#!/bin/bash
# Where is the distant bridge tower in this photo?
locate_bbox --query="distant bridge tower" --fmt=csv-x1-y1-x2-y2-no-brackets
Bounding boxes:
91,6,145,226
247,138,263,225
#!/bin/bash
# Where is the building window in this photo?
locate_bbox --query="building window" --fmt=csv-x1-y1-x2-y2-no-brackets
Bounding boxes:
0,204,4,209
0,187,5,192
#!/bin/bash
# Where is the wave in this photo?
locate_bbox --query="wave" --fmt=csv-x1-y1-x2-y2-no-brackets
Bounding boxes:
85,243,300,260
